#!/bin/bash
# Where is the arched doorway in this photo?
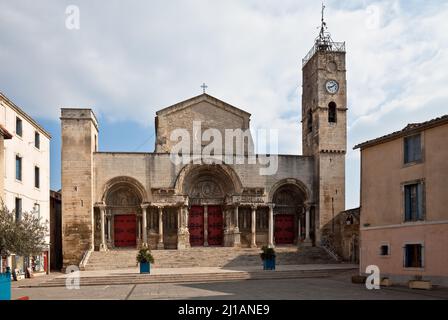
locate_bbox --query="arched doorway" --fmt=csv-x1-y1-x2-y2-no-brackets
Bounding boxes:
104,181,143,248
272,182,307,245
178,164,240,247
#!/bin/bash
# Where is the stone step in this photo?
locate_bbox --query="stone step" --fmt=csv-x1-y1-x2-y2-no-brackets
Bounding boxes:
24,269,334,288
84,246,337,270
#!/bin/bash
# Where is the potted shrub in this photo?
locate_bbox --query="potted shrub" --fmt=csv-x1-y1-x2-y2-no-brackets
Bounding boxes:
136,248,154,274
260,246,276,270
380,277,393,287
408,274,432,290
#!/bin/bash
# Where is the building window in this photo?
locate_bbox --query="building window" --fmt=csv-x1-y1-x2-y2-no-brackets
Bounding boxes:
404,183,424,221
15,155,22,181
328,102,337,123
307,109,313,133
380,244,390,256
35,131,40,149
16,117,23,137
34,166,40,189
15,198,22,221
404,244,423,268
404,134,422,164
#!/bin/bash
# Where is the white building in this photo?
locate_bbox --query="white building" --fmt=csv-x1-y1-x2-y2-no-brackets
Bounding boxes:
0,92,51,275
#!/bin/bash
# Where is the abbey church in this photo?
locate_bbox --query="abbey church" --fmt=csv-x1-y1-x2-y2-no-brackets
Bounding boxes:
61,23,348,266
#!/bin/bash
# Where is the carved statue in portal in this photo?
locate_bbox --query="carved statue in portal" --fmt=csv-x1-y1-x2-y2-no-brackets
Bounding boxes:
106,187,140,206
190,180,224,199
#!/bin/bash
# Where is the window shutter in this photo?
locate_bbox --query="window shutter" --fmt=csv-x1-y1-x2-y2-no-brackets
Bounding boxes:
417,183,423,220
405,187,412,221
404,138,409,163
414,135,422,161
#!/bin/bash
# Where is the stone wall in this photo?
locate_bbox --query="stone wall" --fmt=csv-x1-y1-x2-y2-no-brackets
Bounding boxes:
301,50,347,243
61,109,98,266
154,94,251,154
93,153,315,203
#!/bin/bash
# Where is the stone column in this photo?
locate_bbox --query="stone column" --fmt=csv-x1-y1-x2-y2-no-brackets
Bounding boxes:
234,205,239,232
157,206,164,249
233,204,241,247
106,211,113,248
99,204,107,251
268,204,275,248
184,205,190,248
251,205,257,248
204,205,208,247
304,204,312,247
141,203,149,247
177,205,190,249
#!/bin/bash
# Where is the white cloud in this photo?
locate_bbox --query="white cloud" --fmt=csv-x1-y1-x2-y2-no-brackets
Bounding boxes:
0,0,447,208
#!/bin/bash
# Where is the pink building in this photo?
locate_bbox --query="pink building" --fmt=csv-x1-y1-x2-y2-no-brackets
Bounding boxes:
354,115,448,286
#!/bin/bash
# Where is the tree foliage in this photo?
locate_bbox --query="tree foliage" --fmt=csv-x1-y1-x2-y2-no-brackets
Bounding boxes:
0,204,48,257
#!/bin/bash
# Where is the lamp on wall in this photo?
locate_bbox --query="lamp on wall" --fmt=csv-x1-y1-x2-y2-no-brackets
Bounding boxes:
345,215,354,225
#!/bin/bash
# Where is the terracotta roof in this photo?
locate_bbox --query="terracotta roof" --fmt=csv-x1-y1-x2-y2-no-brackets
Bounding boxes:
0,124,13,139
354,114,448,150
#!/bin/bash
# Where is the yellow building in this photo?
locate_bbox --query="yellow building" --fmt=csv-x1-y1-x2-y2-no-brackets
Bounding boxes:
355,115,448,286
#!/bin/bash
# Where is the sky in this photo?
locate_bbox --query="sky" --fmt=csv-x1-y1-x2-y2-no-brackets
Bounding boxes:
1,0,447,209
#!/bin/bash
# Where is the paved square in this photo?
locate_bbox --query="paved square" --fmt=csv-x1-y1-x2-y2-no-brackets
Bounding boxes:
11,271,448,300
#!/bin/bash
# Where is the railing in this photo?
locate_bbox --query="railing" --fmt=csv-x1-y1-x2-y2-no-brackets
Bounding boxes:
302,40,346,67
320,235,341,262
79,249,92,271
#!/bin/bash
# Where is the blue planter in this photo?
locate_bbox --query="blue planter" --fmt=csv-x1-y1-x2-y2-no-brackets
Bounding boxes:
140,262,150,274
0,272,11,300
263,257,276,270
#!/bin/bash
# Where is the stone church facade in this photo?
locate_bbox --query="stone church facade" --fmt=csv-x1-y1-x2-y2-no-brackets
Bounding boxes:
61,31,348,267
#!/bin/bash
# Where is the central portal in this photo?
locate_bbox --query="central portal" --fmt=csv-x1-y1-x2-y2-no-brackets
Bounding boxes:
207,206,223,246
188,205,223,246
189,206,204,246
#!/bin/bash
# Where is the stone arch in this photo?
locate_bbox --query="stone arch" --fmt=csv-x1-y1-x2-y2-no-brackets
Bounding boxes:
174,163,243,196
269,178,311,245
268,178,310,203
98,176,148,249
100,176,148,203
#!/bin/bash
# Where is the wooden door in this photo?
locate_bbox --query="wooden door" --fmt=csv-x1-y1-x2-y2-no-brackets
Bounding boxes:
274,214,295,244
189,206,204,246
114,215,137,247
207,206,223,246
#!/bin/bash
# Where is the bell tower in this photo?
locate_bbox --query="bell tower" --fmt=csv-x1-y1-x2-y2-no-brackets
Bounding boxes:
301,4,347,244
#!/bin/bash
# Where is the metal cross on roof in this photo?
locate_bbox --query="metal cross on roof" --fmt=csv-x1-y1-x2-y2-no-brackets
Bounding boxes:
201,83,208,93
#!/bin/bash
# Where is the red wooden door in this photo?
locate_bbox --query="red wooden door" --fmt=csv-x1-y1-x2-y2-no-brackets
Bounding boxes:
189,206,204,246
114,215,137,247
274,214,295,244
207,206,223,246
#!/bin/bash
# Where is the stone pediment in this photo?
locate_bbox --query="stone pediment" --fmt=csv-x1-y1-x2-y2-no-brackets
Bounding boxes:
155,93,251,118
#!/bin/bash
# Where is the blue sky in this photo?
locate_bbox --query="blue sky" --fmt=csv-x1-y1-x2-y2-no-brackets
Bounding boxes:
1,0,448,209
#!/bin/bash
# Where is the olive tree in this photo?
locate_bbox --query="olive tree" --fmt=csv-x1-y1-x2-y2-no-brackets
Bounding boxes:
0,204,48,258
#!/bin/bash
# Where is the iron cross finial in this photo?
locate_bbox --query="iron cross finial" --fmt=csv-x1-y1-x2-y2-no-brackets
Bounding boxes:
201,83,208,94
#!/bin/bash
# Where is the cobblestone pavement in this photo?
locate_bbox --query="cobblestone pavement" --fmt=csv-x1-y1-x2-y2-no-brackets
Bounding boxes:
11,271,448,300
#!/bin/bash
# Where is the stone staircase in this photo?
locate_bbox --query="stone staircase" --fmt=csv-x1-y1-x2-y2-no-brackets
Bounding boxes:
84,246,337,271
26,269,336,288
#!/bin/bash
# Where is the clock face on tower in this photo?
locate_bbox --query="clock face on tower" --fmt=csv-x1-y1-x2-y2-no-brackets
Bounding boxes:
325,80,339,94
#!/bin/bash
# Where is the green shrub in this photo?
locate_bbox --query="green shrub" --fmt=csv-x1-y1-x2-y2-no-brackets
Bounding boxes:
260,246,276,260
136,247,154,264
